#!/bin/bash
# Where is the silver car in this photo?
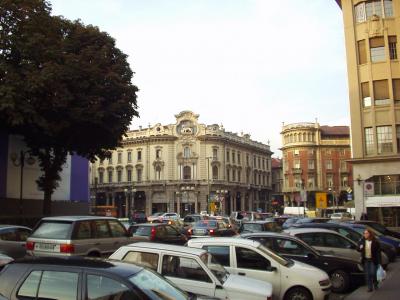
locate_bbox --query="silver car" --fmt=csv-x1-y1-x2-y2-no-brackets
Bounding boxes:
26,216,134,257
0,225,31,259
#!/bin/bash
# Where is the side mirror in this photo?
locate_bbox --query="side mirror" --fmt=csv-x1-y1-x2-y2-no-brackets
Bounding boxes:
266,266,277,272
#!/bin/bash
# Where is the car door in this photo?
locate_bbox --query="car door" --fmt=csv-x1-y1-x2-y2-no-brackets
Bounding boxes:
229,245,281,299
107,220,130,250
85,272,139,299
92,220,114,254
0,228,25,259
164,225,186,245
322,232,359,261
161,254,219,298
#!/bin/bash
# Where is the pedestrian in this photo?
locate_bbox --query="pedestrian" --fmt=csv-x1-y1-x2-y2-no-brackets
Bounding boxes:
359,228,381,292
360,212,368,220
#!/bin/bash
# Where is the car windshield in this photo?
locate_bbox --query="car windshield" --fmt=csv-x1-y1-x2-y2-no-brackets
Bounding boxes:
257,244,291,267
242,223,262,232
195,221,216,228
200,253,229,284
132,226,152,236
352,226,382,237
31,221,71,239
129,269,189,300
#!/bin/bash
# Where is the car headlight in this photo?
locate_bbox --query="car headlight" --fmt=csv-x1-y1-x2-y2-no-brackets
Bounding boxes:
357,264,364,271
319,279,330,287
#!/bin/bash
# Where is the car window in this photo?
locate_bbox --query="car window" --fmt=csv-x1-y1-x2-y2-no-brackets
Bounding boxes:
75,221,92,239
296,232,324,247
337,228,359,243
275,238,309,255
264,222,280,232
87,274,138,300
249,237,274,249
161,255,212,283
108,220,127,237
94,220,111,238
123,251,159,271
243,223,262,232
18,271,78,300
203,245,230,266
156,226,167,238
235,247,271,270
0,228,17,241
17,228,31,241
165,225,179,236
31,221,72,239
324,233,353,248
132,226,151,236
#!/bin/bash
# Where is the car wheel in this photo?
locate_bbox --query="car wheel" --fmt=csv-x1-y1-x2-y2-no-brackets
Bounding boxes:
330,269,350,293
284,287,312,300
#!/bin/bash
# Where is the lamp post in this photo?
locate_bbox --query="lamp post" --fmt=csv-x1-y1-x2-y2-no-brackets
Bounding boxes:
10,150,35,217
205,157,213,214
124,187,137,219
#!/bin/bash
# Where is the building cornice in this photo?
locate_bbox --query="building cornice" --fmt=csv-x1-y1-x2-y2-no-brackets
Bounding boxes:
348,155,400,164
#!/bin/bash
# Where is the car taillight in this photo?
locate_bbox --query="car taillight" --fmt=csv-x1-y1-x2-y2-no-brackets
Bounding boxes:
267,296,272,300
60,244,75,253
26,241,35,251
150,227,156,240
209,229,215,235
187,228,192,235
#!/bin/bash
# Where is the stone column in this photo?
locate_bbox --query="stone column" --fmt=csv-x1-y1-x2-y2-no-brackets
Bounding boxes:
145,190,152,216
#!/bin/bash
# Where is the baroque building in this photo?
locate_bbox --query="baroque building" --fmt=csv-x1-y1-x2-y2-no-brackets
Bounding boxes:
335,0,400,224
90,111,273,217
281,122,353,209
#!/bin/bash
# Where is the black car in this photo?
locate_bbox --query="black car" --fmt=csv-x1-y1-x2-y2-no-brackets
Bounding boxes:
239,220,282,233
188,220,236,237
241,232,364,293
129,223,188,245
0,257,190,300
351,220,400,239
293,222,397,262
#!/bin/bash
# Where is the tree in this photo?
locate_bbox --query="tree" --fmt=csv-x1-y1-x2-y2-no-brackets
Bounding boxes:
0,0,139,215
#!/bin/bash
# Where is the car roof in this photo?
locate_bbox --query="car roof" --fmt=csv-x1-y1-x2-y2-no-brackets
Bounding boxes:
241,232,292,238
284,228,341,234
123,242,207,256
133,223,165,227
243,220,275,224
40,216,117,222
0,225,31,230
188,237,261,248
10,257,142,277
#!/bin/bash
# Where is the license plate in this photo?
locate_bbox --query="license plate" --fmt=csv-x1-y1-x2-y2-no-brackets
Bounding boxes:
34,243,60,252
195,229,206,235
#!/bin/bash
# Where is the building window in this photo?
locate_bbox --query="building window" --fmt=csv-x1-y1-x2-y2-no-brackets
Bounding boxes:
226,151,230,162
389,36,397,60
374,80,390,105
393,79,400,105
341,176,348,187
361,82,371,107
397,126,400,153
254,172,257,185
137,150,142,161
308,149,314,156
246,154,249,166
308,160,315,169
253,156,256,167
99,171,104,184
156,149,161,159
127,151,132,163
357,40,367,64
183,166,191,180
370,37,385,63
127,169,132,182
227,168,230,182
377,126,393,153
238,170,241,182
137,169,142,182
365,127,375,155
232,151,236,164
326,160,332,170
238,152,241,164
340,149,346,156
213,148,218,160
384,0,394,17
258,174,261,185
294,159,300,169
308,176,314,189
355,2,366,23
327,175,333,188
99,159,104,165
258,158,261,169
232,170,236,182
108,155,113,165
183,147,191,158
117,170,122,183
356,0,393,23
340,160,347,172
212,166,218,180
262,159,265,170
295,175,302,188
108,170,113,183
155,166,161,180
117,153,122,164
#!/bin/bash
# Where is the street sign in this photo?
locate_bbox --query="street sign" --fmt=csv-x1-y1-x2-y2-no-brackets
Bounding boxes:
315,192,327,209
347,193,353,201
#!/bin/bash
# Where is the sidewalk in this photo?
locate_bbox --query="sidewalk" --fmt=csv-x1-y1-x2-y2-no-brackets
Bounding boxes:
345,260,400,300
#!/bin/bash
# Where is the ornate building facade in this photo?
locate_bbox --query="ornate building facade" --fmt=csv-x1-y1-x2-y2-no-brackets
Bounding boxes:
90,111,273,217
281,122,353,209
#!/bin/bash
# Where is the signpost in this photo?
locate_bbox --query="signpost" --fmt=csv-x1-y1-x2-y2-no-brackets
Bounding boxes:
315,192,327,209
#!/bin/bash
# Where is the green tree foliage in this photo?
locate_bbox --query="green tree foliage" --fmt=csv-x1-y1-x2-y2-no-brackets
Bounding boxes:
0,0,139,215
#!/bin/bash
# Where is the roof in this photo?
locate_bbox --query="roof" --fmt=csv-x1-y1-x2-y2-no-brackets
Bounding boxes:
242,220,275,224
188,237,261,248
0,225,31,230
284,228,339,234
241,232,292,238
271,158,281,168
320,126,350,136
41,216,117,222
123,242,207,256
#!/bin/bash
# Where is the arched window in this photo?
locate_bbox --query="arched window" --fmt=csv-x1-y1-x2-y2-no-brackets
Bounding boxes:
183,166,191,180
184,147,191,158
212,166,218,180
156,166,161,180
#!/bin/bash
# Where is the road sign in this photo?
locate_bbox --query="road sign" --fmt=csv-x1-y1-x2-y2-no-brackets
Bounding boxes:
347,193,353,201
315,192,327,209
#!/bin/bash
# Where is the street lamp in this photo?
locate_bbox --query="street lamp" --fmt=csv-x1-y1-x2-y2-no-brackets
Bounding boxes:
205,157,213,214
10,150,35,217
124,187,136,218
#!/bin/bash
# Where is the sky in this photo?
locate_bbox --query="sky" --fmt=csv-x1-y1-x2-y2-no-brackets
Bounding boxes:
49,0,349,157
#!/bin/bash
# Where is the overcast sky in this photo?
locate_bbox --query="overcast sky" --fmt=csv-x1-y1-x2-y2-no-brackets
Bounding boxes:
49,0,349,157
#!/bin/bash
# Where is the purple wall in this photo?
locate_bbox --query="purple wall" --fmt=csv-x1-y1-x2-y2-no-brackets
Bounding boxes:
0,132,8,198
70,154,89,202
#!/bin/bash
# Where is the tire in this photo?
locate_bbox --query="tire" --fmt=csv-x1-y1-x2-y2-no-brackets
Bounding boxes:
284,287,312,300
330,269,350,293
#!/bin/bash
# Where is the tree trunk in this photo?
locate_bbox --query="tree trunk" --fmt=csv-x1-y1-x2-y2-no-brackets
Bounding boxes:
43,188,52,216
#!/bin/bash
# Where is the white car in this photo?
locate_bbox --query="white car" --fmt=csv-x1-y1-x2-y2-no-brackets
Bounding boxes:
187,237,331,300
330,212,353,220
110,242,273,300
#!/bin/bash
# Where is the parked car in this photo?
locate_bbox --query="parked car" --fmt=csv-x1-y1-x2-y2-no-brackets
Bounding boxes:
129,223,188,245
188,220,236,238
292,222,397,262
291,218,330,227
183,214,207,228
349,220,400,240
239,221,282,234
330,212,354,221
281,217,300,229
210,216,239,232
258,213,274,220
131,210,147,223
230,211,262,223
147,212,165,223
0,256,191,300
110,242,273,300
26,216,133,257
0,225,31,259
241,232,364,293
187,237,331,300
284,228,389,267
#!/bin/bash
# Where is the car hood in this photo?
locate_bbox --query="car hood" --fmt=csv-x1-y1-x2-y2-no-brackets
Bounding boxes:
223,274,272,298
287,260,330,281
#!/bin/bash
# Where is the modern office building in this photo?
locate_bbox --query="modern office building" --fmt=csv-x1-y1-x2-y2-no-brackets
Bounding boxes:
336,0,400,225
90,111,273,217
281,122,353,210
